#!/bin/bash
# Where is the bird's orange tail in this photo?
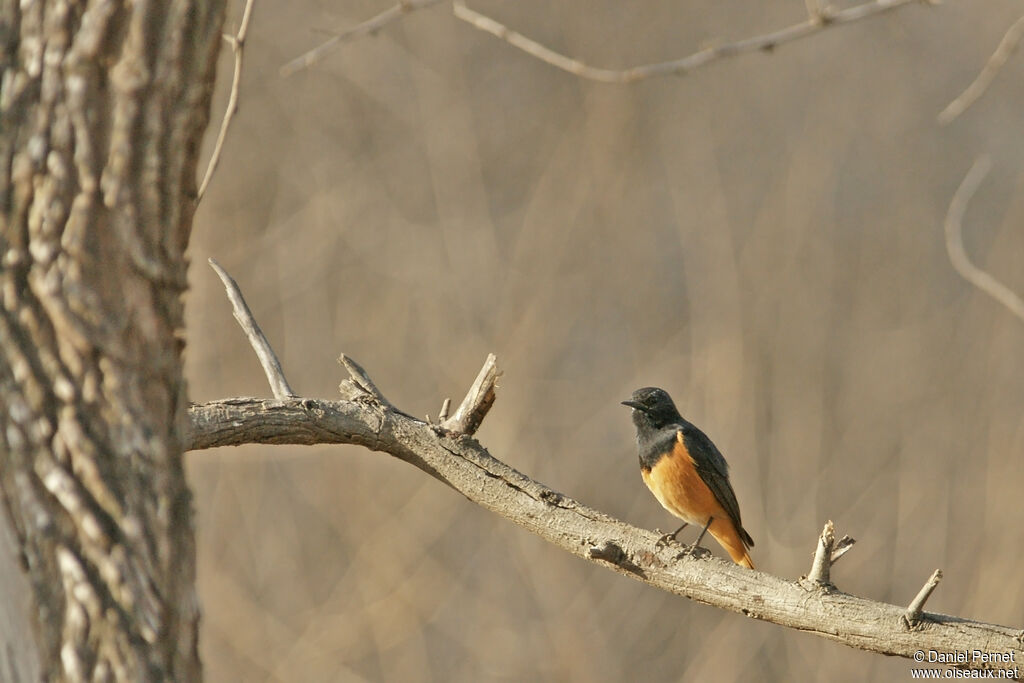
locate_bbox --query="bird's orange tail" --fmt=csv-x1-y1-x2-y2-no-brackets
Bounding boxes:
709,518,755,570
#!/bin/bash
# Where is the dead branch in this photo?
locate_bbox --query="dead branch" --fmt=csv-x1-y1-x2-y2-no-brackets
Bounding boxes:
453,0,926,84
944,158,1024,323
198,0,256,203
187,261,1024,674
186,395,1024,672
280,0,445,77
939,14,1024,125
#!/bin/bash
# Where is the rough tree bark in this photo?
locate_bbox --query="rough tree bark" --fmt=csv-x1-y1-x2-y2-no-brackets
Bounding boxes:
0,2,225,681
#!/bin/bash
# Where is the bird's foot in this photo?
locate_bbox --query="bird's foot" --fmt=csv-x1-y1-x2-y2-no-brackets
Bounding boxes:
674,542,711,561
655,531,679,548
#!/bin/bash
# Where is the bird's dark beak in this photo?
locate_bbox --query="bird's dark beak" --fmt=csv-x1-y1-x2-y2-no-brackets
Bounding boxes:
621,400,643,410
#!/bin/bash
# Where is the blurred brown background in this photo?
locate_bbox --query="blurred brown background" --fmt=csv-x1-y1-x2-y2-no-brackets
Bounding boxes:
185,1,1024,680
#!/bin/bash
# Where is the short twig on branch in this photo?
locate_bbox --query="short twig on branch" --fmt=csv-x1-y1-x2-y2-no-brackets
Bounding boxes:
453,0,925,84
807,520,836,585
280,0,445,77
188,261,1023,673
831,535,856,564
437,397,452,422
208,258,296,399
939,14,1024,125
944,158,1024,323
198,0,256,203
338,354,391,406
904,569,943,627
441,353,500,435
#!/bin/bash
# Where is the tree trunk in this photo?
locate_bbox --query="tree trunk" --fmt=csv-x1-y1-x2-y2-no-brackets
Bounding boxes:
0,2,225,680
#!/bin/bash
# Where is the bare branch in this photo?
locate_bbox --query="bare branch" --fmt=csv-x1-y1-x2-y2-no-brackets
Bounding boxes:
806,520,835,585
453,0,924,84
208,258,296,399
904,569,943,627
198,0,256,203
191,252,1022,673
939,14,1024,125
441,353,500,435
280,0,445,77
185,397,1023,672
944,158,1024,323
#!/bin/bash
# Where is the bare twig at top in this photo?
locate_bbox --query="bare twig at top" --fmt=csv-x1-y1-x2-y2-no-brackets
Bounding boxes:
453,0,926,84
939,14,1024,125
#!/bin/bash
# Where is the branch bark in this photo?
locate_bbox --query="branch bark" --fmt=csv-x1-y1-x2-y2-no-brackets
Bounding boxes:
186,395,1024,673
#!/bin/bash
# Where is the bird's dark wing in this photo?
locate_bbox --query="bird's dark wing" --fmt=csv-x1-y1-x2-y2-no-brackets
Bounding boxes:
677,425,753,548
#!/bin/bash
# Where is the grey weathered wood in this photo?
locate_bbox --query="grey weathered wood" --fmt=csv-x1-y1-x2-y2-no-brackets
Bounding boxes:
186,396,1024,674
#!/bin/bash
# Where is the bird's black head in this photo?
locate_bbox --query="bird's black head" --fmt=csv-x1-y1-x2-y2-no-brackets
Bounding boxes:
621,386,683,430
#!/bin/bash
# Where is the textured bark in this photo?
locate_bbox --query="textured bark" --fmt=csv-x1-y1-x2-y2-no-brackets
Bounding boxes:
0,1,225,681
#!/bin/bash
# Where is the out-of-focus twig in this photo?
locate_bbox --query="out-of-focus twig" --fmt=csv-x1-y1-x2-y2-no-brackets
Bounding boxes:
944,158,1024,323
453,0,925,84
280,0,445,77
939,14,1024,125
198,0,256,204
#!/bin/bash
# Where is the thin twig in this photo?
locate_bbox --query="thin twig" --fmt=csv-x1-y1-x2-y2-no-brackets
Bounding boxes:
280,0,445,77
208,258,296,399
939,14,1024,125
830,535,856,565
806,520,835,585
904,569,943,626
441,353,500,435
945,158,1024,323
198,0,256,203
453,0,923,84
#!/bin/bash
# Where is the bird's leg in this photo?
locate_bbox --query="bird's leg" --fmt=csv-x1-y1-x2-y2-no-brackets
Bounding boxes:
674,517,714,560
690,517,713,550
656,522,688,547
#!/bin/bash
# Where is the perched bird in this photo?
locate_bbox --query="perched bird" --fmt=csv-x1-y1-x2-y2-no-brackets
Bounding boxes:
622,387,755,569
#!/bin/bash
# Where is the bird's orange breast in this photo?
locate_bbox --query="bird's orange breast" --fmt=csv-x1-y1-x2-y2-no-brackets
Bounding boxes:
641,437,728,527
